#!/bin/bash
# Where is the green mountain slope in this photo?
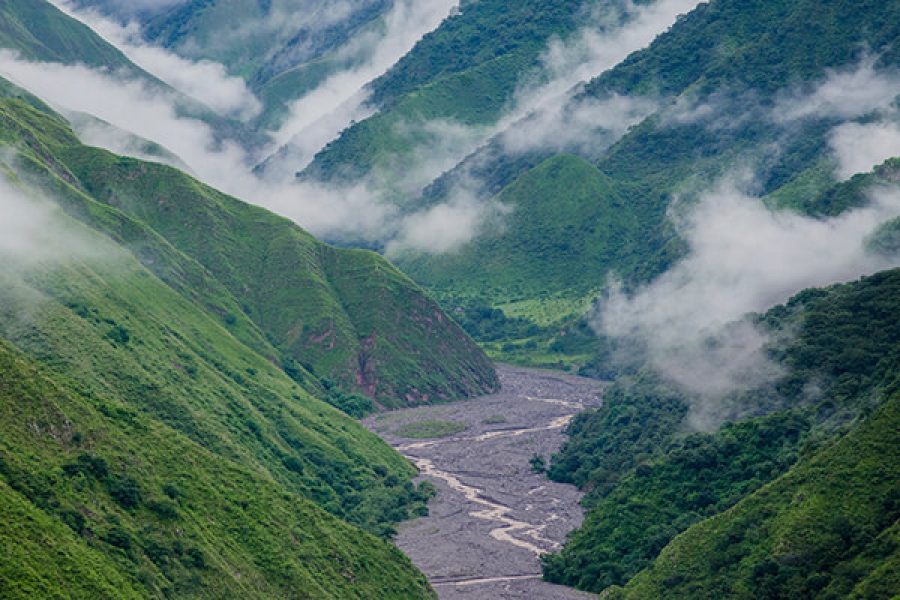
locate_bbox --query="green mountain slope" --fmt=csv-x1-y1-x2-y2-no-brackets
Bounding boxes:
397,154,660,301
300,0,586,183
0,340,433,599
543,267,900,593
612,390,900,599
386,0,900,369
0,0,138,71
0,82,492,595
0,94,497,407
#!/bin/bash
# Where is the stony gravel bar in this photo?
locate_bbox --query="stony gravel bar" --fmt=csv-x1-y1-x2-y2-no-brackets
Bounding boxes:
363,365,604,599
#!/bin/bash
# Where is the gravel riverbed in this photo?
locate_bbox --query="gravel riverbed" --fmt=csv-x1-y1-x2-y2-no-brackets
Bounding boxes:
363,365,604,599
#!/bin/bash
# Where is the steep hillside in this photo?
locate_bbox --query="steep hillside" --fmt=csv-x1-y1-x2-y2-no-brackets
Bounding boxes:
0,0,259,144
0,340,434,599
542,267,900,593
389,0,900,367
301,0,587,183
0,0,138,71
612,390,900,599
0,94,497,407
79,0,392,84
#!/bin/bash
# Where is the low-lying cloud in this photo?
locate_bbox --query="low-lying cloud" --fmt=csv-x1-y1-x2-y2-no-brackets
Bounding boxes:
385,177,510,256
0,49,484,250
269,0,460,166
0,165,104,268
51,1,262,120
597,175,900,428
829,119,900,180
773,57,900,123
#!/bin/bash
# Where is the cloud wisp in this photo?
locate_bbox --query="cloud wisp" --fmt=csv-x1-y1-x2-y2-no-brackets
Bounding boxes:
596,175,900,428
0,164,107,269
268,0,461,167
0,50,440,248
364,0,705,253
50,0,262,120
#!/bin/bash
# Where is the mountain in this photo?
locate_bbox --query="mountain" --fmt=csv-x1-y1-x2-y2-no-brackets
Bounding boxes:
0,73,495,596
541,265,900,594
0,0,265,146
0,339,433,599
77,0,392,83
280,0,900,369
613,391,900,599
299,0,589,184
0,0,139,71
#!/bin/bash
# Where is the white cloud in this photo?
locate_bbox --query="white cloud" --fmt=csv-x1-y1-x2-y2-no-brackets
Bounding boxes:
0,165,106,268
0,50,249,187
500,93,658,155
773,57,900,123
829,119,900,180
385,178,510,255
50,0,262,120
597,175,900,427
0,50,504,250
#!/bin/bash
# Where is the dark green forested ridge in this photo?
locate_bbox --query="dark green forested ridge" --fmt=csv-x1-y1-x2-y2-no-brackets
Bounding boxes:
612,390,900,599
543,268,900,593
302,0,589,183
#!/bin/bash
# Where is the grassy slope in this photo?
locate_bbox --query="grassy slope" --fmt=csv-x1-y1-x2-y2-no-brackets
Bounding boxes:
0,90,488,596
399,154,655,301
544,267,900,593
0,0,137,70
49,136,498,407
0,83,497,405
0,90,444,594
0,339,433,599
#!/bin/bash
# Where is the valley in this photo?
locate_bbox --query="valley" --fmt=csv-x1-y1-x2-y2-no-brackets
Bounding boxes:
364,366,603,599
1,0,900,597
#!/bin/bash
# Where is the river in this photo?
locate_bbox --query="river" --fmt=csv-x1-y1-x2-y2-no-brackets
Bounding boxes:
363,365,604,599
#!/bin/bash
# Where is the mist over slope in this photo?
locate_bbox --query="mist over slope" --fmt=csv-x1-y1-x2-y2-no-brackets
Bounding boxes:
0,92,443,597
2,0,900,597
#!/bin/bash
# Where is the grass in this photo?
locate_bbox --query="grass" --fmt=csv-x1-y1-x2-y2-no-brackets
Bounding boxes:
482,415,507,425
394,420,468,439
0,92,498,408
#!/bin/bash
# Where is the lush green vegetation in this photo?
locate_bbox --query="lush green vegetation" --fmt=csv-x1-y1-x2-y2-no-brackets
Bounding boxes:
387,0,900,365
613,391,900,599
0,340,434,598
0,82,493,596
303,0,587,182
394,420,468,439
0,97,497,407
543,268,900,593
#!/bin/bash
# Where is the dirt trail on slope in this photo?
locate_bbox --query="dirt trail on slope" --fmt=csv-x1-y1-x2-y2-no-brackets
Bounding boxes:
364,365,603,599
